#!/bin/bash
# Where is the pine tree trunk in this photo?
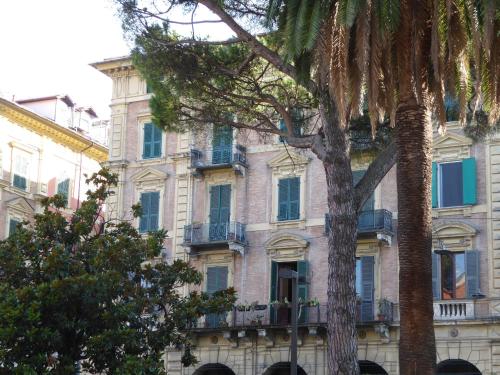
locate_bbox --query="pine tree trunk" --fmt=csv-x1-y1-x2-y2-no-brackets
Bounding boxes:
322,107,359,375
396,101,436,375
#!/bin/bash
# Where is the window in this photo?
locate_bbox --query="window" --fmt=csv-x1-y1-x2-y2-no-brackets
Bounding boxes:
212,125,233,165
209,184,231,241
139,191,160,232
432,158,476,208
432,250,479,300
142,123,162,159
9,219,20,236
277,177,300,221
206,266,228,328
278,109,303,143
57,179,70,207
12,152,30,191
355,256,374,321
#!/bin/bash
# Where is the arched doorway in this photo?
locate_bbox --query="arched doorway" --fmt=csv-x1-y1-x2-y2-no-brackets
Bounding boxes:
359,360,389,375
263,362,307,375
437,359,481,375
193,363,236,375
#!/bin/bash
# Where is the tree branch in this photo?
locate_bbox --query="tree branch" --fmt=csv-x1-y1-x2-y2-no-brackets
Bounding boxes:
354,141,397,212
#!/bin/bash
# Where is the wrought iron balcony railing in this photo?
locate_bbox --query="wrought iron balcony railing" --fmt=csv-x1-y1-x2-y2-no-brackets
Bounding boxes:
325,209,393,236
183,221,246,247
190,144,247,170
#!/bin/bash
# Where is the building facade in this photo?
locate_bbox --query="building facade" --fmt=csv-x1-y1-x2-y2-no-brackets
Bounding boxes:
93,57,500,375
0,97,108,240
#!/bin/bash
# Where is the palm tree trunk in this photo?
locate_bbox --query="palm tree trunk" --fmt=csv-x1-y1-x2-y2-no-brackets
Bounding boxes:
396,100,436,375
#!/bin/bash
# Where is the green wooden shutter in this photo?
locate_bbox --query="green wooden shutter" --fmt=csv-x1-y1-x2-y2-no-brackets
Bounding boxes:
152,124,162,158
360,256,374,321
13,174,27,190
143,123,153,159
432,252,441,300
206,266,228,327
220,185,231,237
462,158,477,205
291,107,304,136
270,261,279,324
57,178,70,206
289,177,300,220
9,219,20,236
297,260,309,323
432,162,438,208
465,250,480,298
149,192,160,231
139,192,151,232
278,179,289,221
212,125,233,164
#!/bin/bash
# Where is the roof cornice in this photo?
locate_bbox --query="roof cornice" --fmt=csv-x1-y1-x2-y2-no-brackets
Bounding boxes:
90,56,135,77
0,98,108,162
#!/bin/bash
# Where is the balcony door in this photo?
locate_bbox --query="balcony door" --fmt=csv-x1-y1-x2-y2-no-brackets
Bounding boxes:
209,184,231,241
212,125,233,164
206,266,228,328
353,170,375,229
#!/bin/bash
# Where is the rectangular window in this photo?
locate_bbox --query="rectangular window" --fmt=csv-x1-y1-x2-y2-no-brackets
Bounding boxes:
432,158,477,208
139,191,160,233
441,252,466,299
12,152,30,191
356,256,375,321
57,178,70,206
277,177,300,221
9,219,20,236
209,184,231,241
212,125,233,165
206,266,228,328
142,123,162,159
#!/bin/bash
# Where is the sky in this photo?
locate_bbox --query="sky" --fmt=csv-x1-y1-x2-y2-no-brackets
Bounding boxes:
0,0,130,118
0,0,235,119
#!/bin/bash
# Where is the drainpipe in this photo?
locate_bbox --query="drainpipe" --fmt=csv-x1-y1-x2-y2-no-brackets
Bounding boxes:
77,142,94,209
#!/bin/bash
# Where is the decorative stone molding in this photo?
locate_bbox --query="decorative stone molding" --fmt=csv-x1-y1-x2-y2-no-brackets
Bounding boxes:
374,323,390,343
432,222,477,251
7,197,34,219
222,330,238,348
131,167,168,189
433,132,472,162
265,233,309,260
257,328,275,347
307,326,325,346
286,327,303,346
433,206,473,218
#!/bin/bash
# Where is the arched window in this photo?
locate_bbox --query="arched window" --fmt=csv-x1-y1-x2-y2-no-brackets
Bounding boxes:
193,363,236,375
437,359,481,375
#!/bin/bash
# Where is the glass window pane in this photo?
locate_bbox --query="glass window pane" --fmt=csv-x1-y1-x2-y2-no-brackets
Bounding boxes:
455,253,466,299
441,253,454,300
440,162,463,207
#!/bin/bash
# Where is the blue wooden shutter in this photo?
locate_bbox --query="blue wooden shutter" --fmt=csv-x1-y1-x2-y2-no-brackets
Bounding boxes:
278,179,289,221
465,250,480,298
149,192,160,231
462,158,477,205
360,256,374,321
57,178,70,206
139,193,150,232
143,123,153,159
432,252,441,300
297,260,309,323
9,219,20,236
289,177,300,220
152,124,162,157
270,261,279,323
432,162,438,208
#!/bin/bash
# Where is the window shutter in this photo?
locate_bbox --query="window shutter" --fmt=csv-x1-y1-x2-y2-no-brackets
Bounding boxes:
219,185,231,224
432,252,441,300
13,174,27,190
149,192,160,231
432,162,438,208
360,256,375,321
289,177,300,220
206,266,228,328
325,213,332,234
139,192,151,232
465,250,480,298
462,158,477,205
270,261,279,324
57,179,70,206
212,125,233,164
279,119,286,142
143,123,153,159
9,219,20,236
291,107,304,136
152,124,162,157
297,260,309,323
209,185,221,225
278,179,289,221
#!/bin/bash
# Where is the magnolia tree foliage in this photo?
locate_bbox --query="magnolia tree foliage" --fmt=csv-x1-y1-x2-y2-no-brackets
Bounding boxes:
0,169,236,374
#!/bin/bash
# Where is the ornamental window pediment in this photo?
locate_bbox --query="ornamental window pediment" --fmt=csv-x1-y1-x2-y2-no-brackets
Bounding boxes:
433,132,472,161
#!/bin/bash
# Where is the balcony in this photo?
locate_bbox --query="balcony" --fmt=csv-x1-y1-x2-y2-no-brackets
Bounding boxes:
325,209,393,239
183,222,247,254
190,145,247,176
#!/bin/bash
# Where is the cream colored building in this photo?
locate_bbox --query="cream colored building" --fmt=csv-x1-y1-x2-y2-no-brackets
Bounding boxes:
93,56,500,375
0,97,108,239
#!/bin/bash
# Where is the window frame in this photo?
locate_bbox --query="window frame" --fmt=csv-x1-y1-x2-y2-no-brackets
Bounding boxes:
11,150,31,192
138,191,161,233
437,160,463,208
138,118,165,161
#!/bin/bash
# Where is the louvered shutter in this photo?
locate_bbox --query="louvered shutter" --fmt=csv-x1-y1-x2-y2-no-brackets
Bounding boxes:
278,179,289,221
139,192,151,232
462,158,477,205
57,178,70,206
297,260,309,323
465,250,480,298
289,177,300,220
212,125,233,164
219,185,231,238
360,256,375,321
9,219,20,236
149,192,160,231
152,124,162,157
209,186,220,240
206,266,228,327
143,123,153,159
13,174,27,190
432,162,438,208
270,261,279,324
432,252,441,300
